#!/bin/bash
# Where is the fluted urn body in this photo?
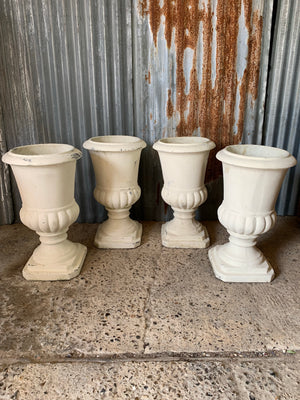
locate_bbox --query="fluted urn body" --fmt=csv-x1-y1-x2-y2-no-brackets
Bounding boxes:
209,144,297,282
83,135,146,248
153,136,216,248
2,143,87,281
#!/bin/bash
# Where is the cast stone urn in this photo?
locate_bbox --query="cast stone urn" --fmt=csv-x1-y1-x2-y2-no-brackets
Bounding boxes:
153,136,216,248
83,135,146,248
208,144,297,282
2,143,87,281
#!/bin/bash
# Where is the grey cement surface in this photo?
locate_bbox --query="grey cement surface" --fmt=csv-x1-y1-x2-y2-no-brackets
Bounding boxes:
0,218,299,398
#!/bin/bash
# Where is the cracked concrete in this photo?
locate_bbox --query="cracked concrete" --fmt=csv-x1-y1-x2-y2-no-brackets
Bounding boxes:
142,283,154,354
0,218,299,398
142,246,159,355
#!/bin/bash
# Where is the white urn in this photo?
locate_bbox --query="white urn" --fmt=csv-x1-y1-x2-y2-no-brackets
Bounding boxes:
2,143,87,281
153,136,216,248
83,135,146,248
209,144,297,282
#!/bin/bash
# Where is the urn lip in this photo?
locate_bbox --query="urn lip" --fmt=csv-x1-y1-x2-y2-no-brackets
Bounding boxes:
217,144,297,169
83,135,146,152
153,136,216,153
2,143,82,166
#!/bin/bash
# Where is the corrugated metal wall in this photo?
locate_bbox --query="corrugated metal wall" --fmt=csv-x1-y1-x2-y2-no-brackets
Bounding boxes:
0,0,298,224
262,0,300,215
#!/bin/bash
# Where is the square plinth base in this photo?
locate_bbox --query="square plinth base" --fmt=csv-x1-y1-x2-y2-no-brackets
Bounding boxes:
208,245,275,283
161,224,210,249
94,223,142,249
22,243,87,281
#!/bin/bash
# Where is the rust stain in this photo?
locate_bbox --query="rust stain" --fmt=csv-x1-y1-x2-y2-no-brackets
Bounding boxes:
139,0,263,181
243,0,252,31
148,0,162,47
248,11,263,101
166,0,203,137
166,89,174,118
145,70,151,83
220,1,240,148
237,9,263,138
139,0,148,18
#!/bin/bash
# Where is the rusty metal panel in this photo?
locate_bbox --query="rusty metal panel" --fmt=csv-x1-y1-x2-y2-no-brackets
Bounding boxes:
135,0,270,155
263,0,300,215
0,0,277,223
133,0,273,219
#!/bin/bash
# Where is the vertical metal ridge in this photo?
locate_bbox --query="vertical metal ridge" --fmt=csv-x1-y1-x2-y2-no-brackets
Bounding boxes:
249,0,274,145
108,0,122,133
18,0,39,145
66,0,88,218
120,0,134,136
56,0,75,142
44,0,63,142
31,0,51,143
82,0,98,139
69,0,86,141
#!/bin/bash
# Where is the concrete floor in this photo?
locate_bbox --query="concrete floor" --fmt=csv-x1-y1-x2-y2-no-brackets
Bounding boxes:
0,218,299,399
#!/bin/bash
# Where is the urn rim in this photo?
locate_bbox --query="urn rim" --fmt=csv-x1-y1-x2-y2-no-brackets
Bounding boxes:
153,136,216,153
83,135,146,152
2,143,82,166
217,144,297,169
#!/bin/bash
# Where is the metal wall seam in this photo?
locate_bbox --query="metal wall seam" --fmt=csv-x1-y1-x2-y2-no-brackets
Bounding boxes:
263,0,300,215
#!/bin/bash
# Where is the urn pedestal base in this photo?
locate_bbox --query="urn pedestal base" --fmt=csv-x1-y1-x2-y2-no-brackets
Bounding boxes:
23,241,87,281
208,244,275,283
94,211,142,249
161,217,210,249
